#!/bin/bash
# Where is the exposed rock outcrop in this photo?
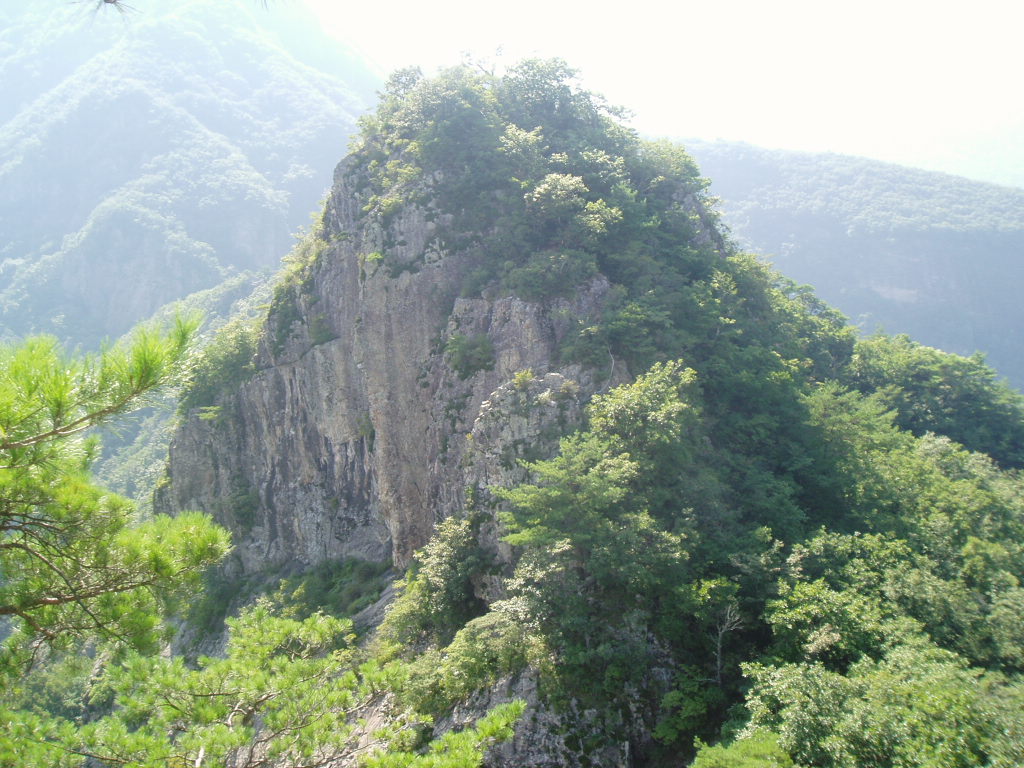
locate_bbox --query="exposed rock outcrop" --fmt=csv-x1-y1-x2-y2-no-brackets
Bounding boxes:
155,159,639,574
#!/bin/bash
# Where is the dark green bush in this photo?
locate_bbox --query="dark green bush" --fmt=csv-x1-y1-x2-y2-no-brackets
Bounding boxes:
273,558,392,620
504,250,596,301
445,333,495,379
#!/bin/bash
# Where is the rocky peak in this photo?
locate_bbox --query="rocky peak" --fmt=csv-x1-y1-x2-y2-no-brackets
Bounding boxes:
156,185,621,574
156,61,730,581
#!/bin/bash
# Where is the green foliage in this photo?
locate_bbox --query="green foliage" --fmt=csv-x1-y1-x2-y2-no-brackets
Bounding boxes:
525,173,589,236
84,604,364,765
744,640,1023,767
2,599,523,767
0,319,231,663
690,730,794,768
765,578,904,668
493,362,704,702
363,700,525,768
0,649,95,723
791,386,1024,667
843,333,1024,467
354,60,708,324
272,557,392,620
187,556,393,643
478,338,1024,756
504,250,598,301
269,225,333,355
497,432,640,552
401,613,531,713
179,313,262,411
377,517,489,652
185,568,257,639
1,315,196,441
445,333,495,380
702,382,1024,764
512,368,534,390
655,669,729,746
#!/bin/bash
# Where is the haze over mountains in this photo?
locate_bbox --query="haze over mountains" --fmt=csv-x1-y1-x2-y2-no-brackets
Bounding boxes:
0,0,377,348
3,1,1020,395
687,140,1024,387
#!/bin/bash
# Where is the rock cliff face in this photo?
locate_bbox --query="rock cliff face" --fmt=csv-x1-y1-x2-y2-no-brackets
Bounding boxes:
155,155,676,573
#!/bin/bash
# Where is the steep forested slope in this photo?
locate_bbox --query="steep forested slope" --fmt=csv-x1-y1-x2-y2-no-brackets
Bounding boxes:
686,140,1024,387
0,0,377,348
144,64,1024,766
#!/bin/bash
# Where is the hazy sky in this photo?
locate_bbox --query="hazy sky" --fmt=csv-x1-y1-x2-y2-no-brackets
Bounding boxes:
304,0,1024,189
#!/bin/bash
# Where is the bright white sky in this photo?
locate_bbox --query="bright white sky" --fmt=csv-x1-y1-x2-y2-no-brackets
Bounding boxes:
303,0,1024,188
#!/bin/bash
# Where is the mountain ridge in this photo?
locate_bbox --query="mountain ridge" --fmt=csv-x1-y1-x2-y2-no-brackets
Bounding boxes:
0,0,378,347
685,138,1024,386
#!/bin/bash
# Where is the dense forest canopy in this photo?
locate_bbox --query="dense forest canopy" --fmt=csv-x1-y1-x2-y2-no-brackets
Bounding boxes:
3,57,1024,767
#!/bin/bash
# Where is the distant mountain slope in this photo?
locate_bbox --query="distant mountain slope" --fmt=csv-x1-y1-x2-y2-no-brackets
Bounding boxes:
0,0,379,347
686,140,1024,387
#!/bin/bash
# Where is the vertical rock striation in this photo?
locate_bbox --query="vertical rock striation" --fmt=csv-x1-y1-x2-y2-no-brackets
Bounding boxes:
156,158,633,574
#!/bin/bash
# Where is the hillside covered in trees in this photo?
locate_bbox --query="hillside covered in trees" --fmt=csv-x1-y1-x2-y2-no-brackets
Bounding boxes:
0,0,377,348
687,140,1024,388
2,49,1024,768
